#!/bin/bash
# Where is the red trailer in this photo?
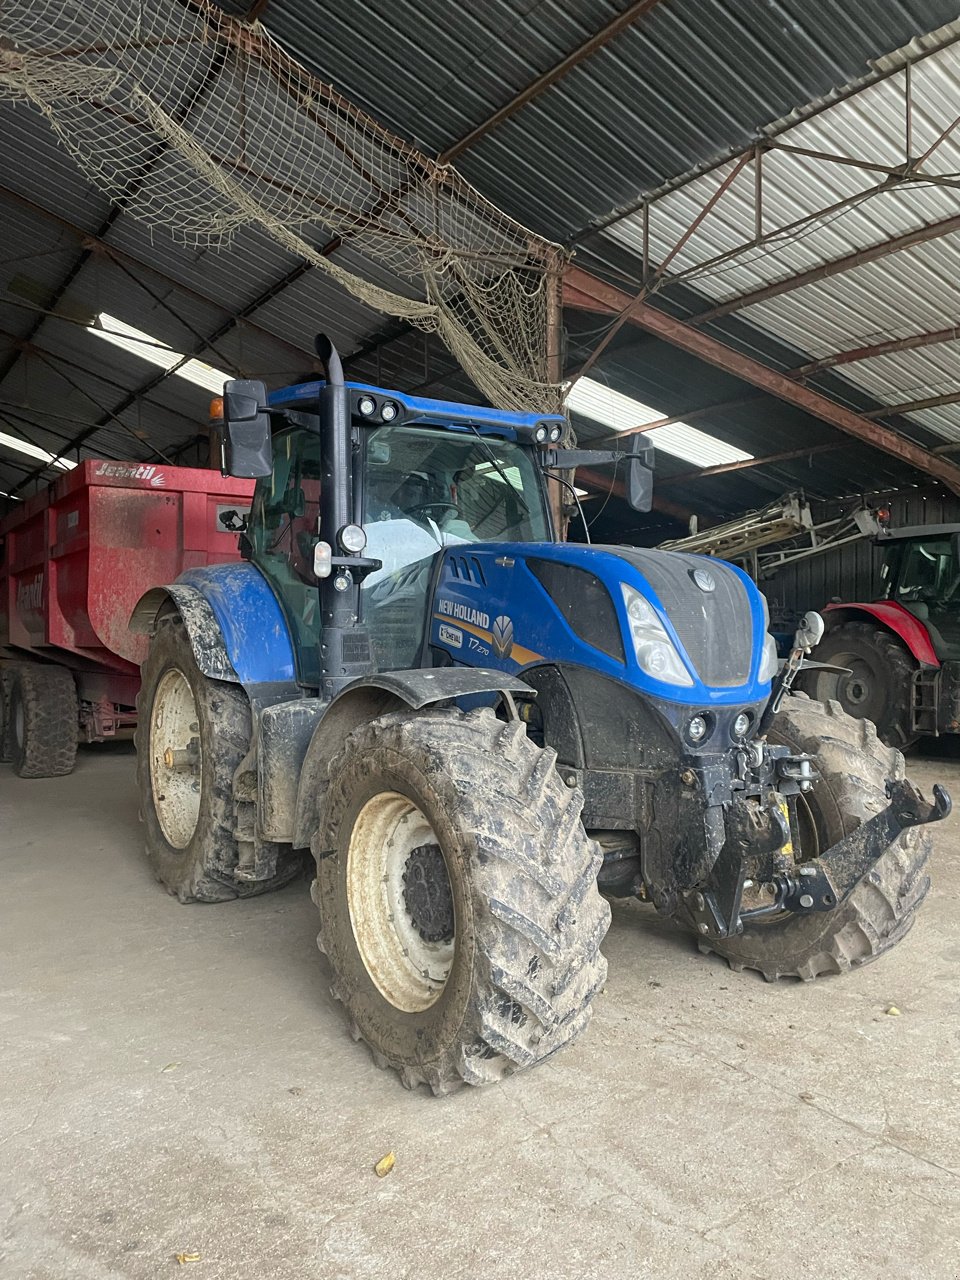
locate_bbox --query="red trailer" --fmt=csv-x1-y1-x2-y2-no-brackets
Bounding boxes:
0,460,253,777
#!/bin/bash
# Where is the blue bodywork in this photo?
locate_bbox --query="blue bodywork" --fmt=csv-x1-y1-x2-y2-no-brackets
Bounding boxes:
178,562,296,686
429,543,772,708
169,381,770,708
268,380,565,441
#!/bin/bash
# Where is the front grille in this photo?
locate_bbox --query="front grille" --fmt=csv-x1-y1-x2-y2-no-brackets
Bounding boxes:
602,546,754,687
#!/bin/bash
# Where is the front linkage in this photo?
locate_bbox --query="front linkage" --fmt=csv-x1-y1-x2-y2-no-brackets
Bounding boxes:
685,744,951,942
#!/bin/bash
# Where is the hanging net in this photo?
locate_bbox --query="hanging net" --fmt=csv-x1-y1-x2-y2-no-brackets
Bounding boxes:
0,0,564,411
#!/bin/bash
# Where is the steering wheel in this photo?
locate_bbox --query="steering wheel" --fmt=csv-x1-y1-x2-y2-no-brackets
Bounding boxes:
407,501,458,522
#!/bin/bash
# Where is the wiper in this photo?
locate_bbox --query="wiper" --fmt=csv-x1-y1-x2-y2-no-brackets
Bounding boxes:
467,425,531,516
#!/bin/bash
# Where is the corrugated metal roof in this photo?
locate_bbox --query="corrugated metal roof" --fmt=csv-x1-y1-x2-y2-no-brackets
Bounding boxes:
597,32,960,471
3,0,960,516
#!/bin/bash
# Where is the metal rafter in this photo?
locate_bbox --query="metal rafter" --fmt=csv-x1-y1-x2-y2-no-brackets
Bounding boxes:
438,0,664,164
691,212,960,326
573,23,960,244
564,264,960,495
0,185,318,366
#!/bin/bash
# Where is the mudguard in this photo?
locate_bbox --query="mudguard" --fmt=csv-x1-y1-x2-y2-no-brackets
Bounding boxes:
129,562,296,686
823,601,939,667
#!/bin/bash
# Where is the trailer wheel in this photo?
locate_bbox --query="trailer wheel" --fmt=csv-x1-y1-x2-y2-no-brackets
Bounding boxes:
8,663,78,778
694,694,931,981
312,708,610,1093
136,614,301,902
804,621,917,748
0,663,19,763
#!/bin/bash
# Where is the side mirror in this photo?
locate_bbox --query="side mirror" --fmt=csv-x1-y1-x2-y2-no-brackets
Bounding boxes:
625,435,654,513
221,379,273,478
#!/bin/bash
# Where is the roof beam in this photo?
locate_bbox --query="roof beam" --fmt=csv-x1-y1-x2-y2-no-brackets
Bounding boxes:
691,212,960,325
794,323,960,375
439,0,663,163
0,187,317,366
864,388,960,418
564,264,960,495
658,442,843,484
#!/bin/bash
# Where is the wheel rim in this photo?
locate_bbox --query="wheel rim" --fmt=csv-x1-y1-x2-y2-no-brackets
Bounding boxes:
817,650,879,717
149,668,203,849
346,791,455,1013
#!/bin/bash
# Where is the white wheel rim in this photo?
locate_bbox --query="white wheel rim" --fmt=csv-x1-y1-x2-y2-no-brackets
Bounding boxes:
149,668,203,849
346,791,455,1013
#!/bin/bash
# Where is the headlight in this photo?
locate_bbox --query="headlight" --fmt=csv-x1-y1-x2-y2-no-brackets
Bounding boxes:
358,395,376,416
687,714,709,743
733,712,752,739
621,584,693,687
534,424,549,444
549,424,562,443
380,400,398,422
759,633,779,682
338,523,367,553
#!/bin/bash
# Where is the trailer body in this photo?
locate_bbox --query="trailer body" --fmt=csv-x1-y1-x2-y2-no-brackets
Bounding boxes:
1,460,252,747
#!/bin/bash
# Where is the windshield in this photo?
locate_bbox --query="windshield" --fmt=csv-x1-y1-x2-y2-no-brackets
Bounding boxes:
362,425,548,669
889,537,960,607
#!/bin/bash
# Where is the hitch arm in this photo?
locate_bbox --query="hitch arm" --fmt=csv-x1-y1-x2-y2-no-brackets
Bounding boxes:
765,779,951,916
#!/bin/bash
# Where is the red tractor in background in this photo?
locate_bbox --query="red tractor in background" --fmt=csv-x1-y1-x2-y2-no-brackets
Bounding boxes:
806,523,960,748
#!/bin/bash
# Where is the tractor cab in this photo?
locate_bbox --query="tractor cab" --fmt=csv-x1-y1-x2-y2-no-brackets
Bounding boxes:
878,524,960,661
245,401,553,681
216,340,653,697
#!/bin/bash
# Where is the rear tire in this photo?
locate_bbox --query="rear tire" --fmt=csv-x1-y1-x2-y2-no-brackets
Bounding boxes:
803,621,917,748
313,708,610,1093
696,694,931,980
136,614,301,902
9,663,78,778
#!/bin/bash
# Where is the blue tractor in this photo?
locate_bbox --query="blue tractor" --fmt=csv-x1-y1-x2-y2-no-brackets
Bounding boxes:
131,336,949,1094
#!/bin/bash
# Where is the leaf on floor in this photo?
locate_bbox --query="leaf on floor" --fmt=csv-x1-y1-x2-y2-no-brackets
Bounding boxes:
374,1151,396,1178
175,1251,202,1264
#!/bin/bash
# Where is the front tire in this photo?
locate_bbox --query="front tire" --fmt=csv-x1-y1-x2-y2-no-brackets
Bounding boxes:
136,614,301,902
697,695,931,980
313,708,610,1094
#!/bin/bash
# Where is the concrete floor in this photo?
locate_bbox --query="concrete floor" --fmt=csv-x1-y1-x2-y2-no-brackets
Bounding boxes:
1,742,958,1280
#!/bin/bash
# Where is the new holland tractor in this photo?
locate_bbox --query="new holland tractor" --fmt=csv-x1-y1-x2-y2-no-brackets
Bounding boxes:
130,336,949,1094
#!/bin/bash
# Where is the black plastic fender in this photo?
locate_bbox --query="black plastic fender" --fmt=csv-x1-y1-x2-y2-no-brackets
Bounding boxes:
129,585,238,682
291,669,531,849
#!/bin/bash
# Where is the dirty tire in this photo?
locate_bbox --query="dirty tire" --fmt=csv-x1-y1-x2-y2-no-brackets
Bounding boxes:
136,613,302,903
802,622,917,748
313,708,610,1094
695,694,931,981
9,663,78,777
0,663,20,763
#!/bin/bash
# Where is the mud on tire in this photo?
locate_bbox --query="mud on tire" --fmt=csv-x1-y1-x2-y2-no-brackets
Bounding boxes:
136,613,301,902
9,663,78,778
696,693,931,981
312,708,610,1094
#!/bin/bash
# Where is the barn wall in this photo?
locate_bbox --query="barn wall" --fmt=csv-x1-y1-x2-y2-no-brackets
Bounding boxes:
759,488,960,630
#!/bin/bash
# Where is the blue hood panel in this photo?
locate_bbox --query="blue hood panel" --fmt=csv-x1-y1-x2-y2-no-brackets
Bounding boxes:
429,542,772,708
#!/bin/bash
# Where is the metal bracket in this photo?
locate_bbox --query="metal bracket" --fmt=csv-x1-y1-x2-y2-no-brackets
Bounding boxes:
759,778,951,918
